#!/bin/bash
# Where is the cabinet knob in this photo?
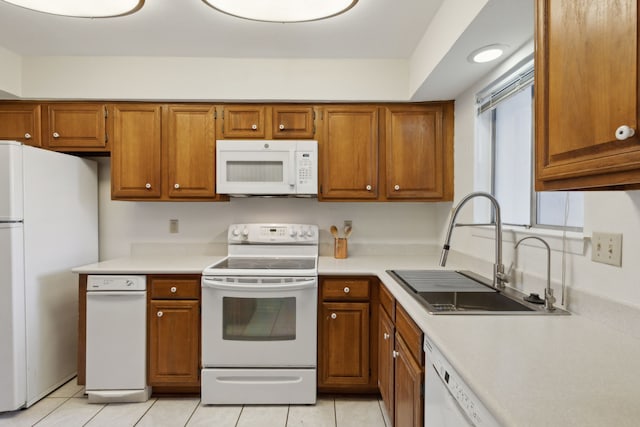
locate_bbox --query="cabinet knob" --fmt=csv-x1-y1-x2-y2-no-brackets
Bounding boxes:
157,311,163,317
343,286,350,294
330,313,337,319
392,350,399,358
170,286,177,293
174,183,180,189
279,124,285,130
616,125,635,140
383,332,390,340
251,124,258,130
366,185,372,191
394,184,400,191
24,133,32,139
53,132,60,138
145,183,151,189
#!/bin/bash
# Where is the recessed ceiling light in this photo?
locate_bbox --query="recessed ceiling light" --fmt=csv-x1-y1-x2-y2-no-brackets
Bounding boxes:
202,0,359,23
1,0,144,18
468,44,508,64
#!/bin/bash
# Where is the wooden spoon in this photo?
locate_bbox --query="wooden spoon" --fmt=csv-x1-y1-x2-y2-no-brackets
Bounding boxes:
330,225,339,238
344,225,352,238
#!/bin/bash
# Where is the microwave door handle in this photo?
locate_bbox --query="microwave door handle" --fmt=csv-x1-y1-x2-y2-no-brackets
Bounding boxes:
288,150,296,187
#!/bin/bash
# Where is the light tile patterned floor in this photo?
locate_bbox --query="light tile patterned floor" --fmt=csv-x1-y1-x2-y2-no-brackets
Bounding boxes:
0,379,388,427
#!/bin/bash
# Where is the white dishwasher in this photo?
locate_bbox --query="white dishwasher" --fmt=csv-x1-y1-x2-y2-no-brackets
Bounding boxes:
86,275,150,403
424,335,501,427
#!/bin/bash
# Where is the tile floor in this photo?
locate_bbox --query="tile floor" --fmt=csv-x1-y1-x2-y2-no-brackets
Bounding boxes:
0,379,388,427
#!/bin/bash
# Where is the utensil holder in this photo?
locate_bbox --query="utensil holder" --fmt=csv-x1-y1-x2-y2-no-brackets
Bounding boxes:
334,238,348,259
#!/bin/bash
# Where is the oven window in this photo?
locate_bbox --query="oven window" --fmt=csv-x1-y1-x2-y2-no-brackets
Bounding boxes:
222,297,296,341
227,161,284,183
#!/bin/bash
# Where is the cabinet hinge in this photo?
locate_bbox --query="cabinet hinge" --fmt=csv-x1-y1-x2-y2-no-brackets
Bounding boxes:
312,110,316,120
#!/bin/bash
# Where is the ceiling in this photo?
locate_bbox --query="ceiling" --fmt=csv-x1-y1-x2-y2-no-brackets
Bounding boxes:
0,0,534,99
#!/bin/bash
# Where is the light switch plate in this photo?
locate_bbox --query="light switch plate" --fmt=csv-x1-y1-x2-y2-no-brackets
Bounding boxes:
169,219,179,234
591,232,622,267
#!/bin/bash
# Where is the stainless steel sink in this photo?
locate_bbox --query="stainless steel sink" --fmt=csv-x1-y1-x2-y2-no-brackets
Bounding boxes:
386,270,570,315
417,291,534,313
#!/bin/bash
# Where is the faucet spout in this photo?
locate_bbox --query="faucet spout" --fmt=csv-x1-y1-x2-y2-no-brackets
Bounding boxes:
515,236,555,312
440,191,507,289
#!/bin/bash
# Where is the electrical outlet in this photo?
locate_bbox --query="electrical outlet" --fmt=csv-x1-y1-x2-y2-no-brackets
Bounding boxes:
169,219,179,234
344,220,352,228
591,232,622,267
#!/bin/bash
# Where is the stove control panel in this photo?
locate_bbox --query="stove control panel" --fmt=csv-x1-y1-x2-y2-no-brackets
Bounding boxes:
228,223,319,244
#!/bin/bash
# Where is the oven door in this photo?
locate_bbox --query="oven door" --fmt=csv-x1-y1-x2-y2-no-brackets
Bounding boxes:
201,276,317,367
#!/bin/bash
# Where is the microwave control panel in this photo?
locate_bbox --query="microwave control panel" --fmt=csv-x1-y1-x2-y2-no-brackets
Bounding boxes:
296,151,315,187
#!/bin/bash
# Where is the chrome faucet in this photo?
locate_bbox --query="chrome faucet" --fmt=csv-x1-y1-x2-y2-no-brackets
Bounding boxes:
514,236,556,312
439,191,508,289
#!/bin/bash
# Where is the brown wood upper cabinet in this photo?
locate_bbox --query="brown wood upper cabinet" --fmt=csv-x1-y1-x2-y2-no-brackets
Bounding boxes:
165,105,217,199
318,103,453,201
110,104,163,199
219,105,266,138
0,103,42,147
385,104,453,200
272,106,315,139
219,105,315,139
319,106,379,200
535,0,640,190
43,103,108,152
111,104,223,201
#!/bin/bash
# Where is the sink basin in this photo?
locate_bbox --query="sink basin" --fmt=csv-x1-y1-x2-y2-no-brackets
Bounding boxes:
417,291,534,313
386,269,570,315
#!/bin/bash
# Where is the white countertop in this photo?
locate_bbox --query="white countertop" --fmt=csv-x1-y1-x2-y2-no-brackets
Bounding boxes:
73,253,640,426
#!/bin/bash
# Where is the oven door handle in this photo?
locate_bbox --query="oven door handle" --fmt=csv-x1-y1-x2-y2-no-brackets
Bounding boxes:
202,278,317,292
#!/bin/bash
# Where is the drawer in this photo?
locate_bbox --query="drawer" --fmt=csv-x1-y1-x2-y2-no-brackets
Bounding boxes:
321,277,370,300
395,304,423,365
379,284,395,320
149,275,200,300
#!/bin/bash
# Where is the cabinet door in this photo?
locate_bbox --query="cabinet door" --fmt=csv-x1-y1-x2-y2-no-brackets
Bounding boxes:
319,302,370,387
111,104,162,199
378,305,395,424
535,0,640,190
394,332,424,427
221,105,266,138
0,103,41,147
272,106,315,139
320,106,379,199
384,104,452,200
165,105,217,199
149,300,200,385
44,103,108,151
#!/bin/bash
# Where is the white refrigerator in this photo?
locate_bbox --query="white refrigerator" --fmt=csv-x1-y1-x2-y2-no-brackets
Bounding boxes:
0,141,98,412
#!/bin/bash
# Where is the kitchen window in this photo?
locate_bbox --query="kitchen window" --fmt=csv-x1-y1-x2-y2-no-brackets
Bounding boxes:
475,58,584,230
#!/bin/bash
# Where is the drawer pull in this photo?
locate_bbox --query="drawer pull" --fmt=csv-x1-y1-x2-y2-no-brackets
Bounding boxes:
157,311,163,317
145,183,151,189
330,313,337,319
343,286,350,294
616,125,635,140
383,332,390,340
24,132,32,139
279,124,285,130
170,286,177,293
53,132,60,138
392,350,399,358
251,124,258,130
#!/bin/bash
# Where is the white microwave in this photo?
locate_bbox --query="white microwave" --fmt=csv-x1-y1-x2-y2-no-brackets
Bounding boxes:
216,140,318,196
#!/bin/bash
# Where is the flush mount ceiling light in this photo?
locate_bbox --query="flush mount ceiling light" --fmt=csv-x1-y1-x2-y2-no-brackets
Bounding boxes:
1,0,144,17
202,0,358,23
468,44,508,64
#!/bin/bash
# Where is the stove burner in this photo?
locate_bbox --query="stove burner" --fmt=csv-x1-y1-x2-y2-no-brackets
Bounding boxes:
210,257,316,271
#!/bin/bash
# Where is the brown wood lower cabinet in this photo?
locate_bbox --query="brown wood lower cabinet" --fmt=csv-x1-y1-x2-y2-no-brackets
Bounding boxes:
148,275,201,389
378,284,425,427
318,276,379,393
